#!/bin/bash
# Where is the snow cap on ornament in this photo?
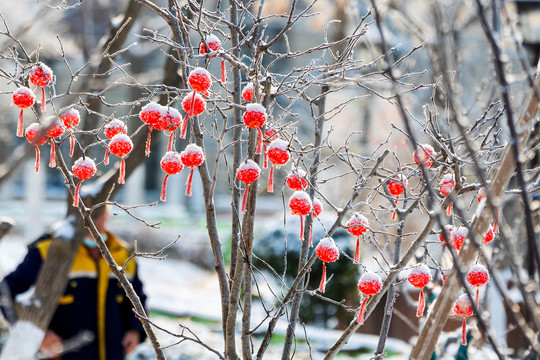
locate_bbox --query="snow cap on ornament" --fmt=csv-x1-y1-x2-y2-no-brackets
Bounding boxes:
236,159,261,213
140,102,165,156
243,104,266,155
439,173,455,215
466,264,489,307
188,67,212,94
407,264,432,317
242,82,254,102
315,237,339,293
286,169,308,191
453,294,473,345
60,107,81,157
181,143,205,196
44,116,65,168
181,91,207,139
29,63,53,112
357,272,382,324
13,87,35,137
346,213,369,263
450,226,468,251
413,144,436,168
160,151,184,201
108,133,133,184
289,190,312,241
387,174,407,220
266,138,289,193
72,157,97,207
25,123,47,174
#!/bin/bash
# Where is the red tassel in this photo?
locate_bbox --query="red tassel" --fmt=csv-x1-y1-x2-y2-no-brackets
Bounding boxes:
41,87,45,112
416,288,425,317
475,286,480,308
299,215,304,241
357,296,369,324
493,209,499,233
461,318,467,345
309,226,313,247
354,236,360,263
118,157,126,184
34,145,40,174
256,128,263,155
181,114,189,139
145,126,153,156
319,262,327,293
263,146,268,168
17,109,24,137
446,203,453,216
186,168,194,196
392,196,399,220
69,134,75,157
241,183,250,212
49,139,56,168
220,60,226,83
73,180,83,207
167,132,174,152
267,164,274,193
160,174,170,201
104,149,110,165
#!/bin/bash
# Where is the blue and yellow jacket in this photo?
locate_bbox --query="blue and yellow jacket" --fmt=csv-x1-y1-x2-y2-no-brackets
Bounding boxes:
0,232,147,360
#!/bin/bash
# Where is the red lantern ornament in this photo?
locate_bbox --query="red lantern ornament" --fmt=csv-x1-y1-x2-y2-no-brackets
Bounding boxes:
60,108,81,157
71,157,97,207
181,144,205,196
188,67,212,94
467,264,489,307
310,198,323,246
266,139,289,193
439,173,455,215
160,151,184,201
346,213,369,264
413,144,436,168
242,82,254,102
161,107,182,152
25,123,47,173
243,104,267,155
29,63,53,112
315,237,339,293
181,91,207,139
477,187,486,202
140,102,165,156
483,225,494,244
109,133,133,184
357,272,382,324
286,169,308,191
236,159,261,213
13,87,36,137
103,119,127,165
438,224,454,246
407,264,432,317
263,128,278,168
387,174,407,220
289,191,312,240
450,226,468,251
453,294,473,345
44,116,65,168
199,34,225,83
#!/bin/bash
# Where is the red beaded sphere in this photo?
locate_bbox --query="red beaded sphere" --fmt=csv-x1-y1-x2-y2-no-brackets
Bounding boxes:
104,119,127,139
289,191,312,216
161,107,182,132
72,157,97,180
387,174,407,196
236,159,261,184
438,224,454,245
286,170,308,191
242,82,254,102
266,139,289,165
466,265,489,287
453,294,473,318
346,214,369,236
44,116,65,138
181,144,205,168
243,104,266,129
160,151,184,175
29,63,53,87
109,134,133,157
315,237,339,263
140,102,164,127
60,108,80,129
188,68,212,93
25,123,47,145
450,226,468,251
358,272,382,296
439,173,455,197
264,128,278,143
407,264,432,288
413,144,436,168
13,87,35,109
182,92,206,116
313,198,323,217
199,34,221,54
483,225,494,244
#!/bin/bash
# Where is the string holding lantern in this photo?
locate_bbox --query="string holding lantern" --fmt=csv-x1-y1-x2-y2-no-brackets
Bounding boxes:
439,173,455,215
266,139,289,193
387,174,407,220
357,272,382,325
407,264,432,317
453,294,473,346
44,116,65,168
242,82,254,102
346,213,369,264
288,191,312,241
60,107,81,157
286,169,308,191
315,237,339,293
161,107,182,152
199,34,225,83
103,119,127,165
188,67,212,96
140,102,164,156
160,151,184,202
310,198,323,247
108,133,133,184
25,123,47,174
29,63,53,112
181,91,206,139
243,104,266,155
71,157,97,207
413,144,437,169
263,128,278,169
180,144,205,196
450,226,468,251
12,87,35,137
466,264,489,307
236,159,261,213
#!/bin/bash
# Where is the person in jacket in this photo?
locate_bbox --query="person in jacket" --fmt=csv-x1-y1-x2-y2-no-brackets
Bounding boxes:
0,206,147,360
